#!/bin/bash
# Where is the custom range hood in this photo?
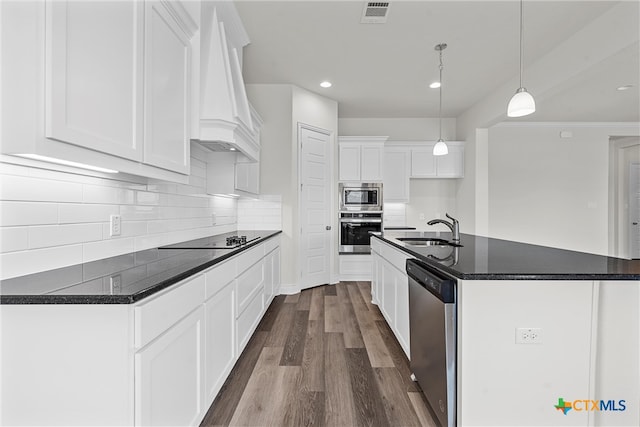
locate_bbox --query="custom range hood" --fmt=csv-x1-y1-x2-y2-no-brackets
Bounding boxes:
194,3,261,162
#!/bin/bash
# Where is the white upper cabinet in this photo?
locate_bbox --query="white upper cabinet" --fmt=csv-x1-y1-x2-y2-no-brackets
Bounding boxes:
338,136,387,182
1,0,198,181
45,0,144,162
143,0,194,174
384,148,410,202
410,141,465,178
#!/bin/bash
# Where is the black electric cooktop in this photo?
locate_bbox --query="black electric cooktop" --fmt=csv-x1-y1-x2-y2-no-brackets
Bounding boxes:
159,231,263,250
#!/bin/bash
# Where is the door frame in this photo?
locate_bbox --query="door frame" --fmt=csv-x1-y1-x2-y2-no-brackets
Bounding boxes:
297,122,335,289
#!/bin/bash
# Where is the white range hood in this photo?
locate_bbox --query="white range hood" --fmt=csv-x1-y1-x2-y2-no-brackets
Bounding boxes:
194,3,260,162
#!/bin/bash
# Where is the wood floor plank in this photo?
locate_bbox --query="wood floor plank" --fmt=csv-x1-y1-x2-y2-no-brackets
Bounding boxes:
284,391,325,427
229,347,301,426
297,288,313,310
324,333,356,426
337,284,365,348
356,282,384,320
301,319,324,392
200,331,268,427
373,368,422,426
324,285,337,296
408,392,439,427
345,348,391,427
280,310,310,366
257,295,286,332
347,285,395,368
285,293,300,303
375,319,421,392
265,300,296,347
309,287,325,321
324,295,342,333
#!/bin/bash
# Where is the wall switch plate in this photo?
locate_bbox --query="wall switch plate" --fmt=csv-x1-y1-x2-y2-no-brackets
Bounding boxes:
110,214,121,237
212,213,217,225
516,327,543,344
109,275,122,293
419,213,425,220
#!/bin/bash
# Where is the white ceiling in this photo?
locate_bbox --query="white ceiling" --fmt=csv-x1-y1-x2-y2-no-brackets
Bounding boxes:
235,0,640,122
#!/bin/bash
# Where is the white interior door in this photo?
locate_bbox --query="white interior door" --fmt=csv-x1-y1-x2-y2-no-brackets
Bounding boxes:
299,125,331,289
630,163,640,259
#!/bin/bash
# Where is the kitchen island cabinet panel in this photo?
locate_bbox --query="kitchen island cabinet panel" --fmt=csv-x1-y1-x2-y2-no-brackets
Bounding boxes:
136,306,205,426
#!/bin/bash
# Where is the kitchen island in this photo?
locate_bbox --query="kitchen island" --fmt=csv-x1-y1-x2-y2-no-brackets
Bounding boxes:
0,230,281,426
371,230,639,427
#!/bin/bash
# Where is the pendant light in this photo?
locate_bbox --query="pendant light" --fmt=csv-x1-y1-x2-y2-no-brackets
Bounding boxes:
433,43,448,156
507,0,536,117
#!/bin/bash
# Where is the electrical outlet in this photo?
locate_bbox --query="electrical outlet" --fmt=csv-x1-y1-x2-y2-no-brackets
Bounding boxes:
516,327,543,344
212,213,217,225
419,213,425,220
110,214,121,237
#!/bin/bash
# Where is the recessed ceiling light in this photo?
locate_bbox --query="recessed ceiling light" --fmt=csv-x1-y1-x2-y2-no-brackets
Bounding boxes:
320,81,332,88
429,82,441,89
617,84,634,91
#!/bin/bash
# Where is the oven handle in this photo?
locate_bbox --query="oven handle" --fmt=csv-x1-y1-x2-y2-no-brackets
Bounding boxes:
339,218,382,223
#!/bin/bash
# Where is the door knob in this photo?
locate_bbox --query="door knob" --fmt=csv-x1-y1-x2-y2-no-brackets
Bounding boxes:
633,222,638,225
326,226,332,230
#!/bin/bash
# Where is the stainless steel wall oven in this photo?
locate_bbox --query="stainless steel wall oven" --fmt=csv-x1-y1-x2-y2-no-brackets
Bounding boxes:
339,211,382,254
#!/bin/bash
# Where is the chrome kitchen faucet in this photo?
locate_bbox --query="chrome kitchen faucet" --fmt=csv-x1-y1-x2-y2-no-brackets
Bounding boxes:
427,213,460,243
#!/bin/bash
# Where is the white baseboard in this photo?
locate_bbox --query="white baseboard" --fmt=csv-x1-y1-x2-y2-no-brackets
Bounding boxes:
339,274,372,282
277,283,300,295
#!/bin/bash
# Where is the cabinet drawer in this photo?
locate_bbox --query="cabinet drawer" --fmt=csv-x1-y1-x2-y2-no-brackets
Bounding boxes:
380,241,410,273
236,260,264,316
135,274,205,349
205,258,237,300
236,243,265,273
263,236,279,254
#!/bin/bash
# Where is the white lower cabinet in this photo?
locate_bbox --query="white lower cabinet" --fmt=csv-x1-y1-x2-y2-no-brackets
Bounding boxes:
204,281,235,404
0,236,280,427
136,306,205,426
371,238,410,358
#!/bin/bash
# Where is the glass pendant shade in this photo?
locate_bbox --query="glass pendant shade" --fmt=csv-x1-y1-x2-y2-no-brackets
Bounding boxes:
507,87,536,117
433,139,448,156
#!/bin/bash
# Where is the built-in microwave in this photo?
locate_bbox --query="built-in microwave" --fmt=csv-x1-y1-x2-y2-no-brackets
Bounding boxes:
339,183,383,211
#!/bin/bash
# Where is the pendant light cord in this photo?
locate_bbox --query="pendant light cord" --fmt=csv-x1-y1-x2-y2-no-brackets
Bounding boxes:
519,0,524,88
438,48,443,141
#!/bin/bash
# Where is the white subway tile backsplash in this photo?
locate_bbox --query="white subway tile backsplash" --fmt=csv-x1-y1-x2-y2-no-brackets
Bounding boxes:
0,201,58,226
28,223,103,249
0,151,239,278
0,174,83,202
0,244,83,279
0,227,29,253
59,204,119,224
83,238,135,263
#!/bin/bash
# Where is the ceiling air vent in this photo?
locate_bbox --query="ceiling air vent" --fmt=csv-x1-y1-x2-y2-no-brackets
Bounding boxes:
361,2,390,24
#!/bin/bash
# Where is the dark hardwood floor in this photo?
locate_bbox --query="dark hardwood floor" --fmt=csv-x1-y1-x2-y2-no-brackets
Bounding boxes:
200,281,438,427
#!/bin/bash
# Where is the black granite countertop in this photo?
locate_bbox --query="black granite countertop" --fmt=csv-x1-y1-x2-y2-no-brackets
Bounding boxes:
373,231,640,281
0,230,282,304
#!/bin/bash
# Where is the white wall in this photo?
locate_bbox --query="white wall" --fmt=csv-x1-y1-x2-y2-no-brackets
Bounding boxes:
247,84,338,289
339,117,459,230
487,123,639,255
0,144,237,280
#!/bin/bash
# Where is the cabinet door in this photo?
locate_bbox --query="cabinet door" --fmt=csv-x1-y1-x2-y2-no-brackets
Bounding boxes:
46,0,143,161
436,144,465,178
264,250,274,304
144,1,191,174
381,259,397,328
411,148,437,178
235,162,260,195
339,144,361,181
136,306,204,426
384,148,410,202
204,283,235,403
360,145,383,182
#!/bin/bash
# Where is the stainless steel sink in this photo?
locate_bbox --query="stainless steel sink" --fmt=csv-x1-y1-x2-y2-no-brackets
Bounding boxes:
397,237,462,247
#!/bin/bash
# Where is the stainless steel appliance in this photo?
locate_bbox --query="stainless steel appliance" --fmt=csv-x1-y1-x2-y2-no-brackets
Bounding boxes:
339,212,382,254
339,182,383,211
407,258,457,427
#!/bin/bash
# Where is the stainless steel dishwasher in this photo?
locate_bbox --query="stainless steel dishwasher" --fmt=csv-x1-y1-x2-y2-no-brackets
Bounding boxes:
407,258,456,427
